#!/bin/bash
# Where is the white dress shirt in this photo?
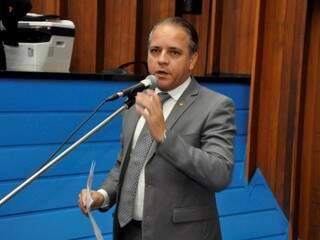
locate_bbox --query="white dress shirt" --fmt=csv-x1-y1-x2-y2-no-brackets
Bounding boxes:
98,77,192,220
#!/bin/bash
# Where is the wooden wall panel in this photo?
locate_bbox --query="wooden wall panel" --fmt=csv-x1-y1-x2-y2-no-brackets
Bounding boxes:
31,0,61,15
316,134,320,151
315,189,320,206
310,227,320,240
310,203,320,225
309,151,320,238
135,0,175,72
257,0,287,205
316,76,320,135
246,0,265,180
66,0,101,73
246,0,308,219
219,0,257,74
313,151,320,203
297,0,320,238
206,0,222,74
183,0,211,76
104,0,137,72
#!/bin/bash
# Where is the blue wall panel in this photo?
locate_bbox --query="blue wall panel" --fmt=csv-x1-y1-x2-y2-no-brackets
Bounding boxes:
0,142,119,180
0,207,113,239
0,113,122,146
0,77,288,239
221,210,287,239
0,79,131,111
0,174,107,216
234,135,247,162
228,162,245,188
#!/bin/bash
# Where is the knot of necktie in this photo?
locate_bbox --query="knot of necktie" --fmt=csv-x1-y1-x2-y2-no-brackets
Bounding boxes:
158,92,171,104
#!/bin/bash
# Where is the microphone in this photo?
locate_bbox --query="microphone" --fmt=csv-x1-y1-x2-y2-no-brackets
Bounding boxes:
106,75,158,101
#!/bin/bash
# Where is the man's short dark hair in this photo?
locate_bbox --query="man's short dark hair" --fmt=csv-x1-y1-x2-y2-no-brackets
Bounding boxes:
149,17,199,54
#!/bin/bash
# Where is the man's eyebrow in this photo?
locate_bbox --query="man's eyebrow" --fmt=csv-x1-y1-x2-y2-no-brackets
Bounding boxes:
168,47,182,52
148,46,183,52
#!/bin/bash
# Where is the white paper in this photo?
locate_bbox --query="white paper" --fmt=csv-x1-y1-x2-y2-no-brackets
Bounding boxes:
86,160,104,240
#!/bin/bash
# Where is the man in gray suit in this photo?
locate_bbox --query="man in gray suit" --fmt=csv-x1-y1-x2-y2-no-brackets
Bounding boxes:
79,17,235,240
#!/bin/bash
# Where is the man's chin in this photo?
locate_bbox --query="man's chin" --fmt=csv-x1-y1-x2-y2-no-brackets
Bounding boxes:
156,78,171,90
157,85,171,92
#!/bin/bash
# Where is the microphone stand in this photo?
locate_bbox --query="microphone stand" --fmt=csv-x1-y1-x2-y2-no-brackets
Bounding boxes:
0,98,135,207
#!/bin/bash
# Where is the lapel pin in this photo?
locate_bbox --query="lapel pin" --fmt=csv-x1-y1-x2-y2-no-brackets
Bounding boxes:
178,101,184,106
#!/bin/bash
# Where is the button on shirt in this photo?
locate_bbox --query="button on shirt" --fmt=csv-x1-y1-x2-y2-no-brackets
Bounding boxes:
98,77,192,221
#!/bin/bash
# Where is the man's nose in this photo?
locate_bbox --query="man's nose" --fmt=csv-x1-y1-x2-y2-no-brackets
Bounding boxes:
158,51,169,64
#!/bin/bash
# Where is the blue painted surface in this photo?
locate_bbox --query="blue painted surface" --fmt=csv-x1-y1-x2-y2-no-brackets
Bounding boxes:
0,77,288,239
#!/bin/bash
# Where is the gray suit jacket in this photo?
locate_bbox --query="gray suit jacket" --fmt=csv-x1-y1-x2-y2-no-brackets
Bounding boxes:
101,77,236,240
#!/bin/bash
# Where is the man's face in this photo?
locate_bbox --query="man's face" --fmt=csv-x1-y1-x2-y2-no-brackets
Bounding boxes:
147,24,198,91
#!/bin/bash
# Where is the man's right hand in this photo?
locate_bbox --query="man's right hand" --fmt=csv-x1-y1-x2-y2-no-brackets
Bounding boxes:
78,189,104,215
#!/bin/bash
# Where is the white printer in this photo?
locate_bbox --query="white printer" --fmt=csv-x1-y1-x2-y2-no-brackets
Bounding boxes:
4,14,75,72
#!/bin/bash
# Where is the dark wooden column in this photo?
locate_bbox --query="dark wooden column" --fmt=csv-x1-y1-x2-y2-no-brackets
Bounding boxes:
31,0,62,15
246,0,308,221
103,0,138,72
219,0,258,75
205,0,223,74
297,0,320,238
67,0,104,73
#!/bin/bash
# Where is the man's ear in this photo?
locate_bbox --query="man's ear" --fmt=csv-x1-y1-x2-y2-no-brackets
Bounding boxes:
189,52,198,71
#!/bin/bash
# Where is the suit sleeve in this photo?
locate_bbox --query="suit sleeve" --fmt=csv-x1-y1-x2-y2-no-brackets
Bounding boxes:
99,121,125,209
99,156,121,209
157,97,236,192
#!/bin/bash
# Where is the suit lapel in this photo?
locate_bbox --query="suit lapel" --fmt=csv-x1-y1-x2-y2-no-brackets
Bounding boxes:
166,78,199,130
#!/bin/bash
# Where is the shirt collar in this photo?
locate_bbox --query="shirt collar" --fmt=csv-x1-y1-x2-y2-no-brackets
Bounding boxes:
155,77,191,101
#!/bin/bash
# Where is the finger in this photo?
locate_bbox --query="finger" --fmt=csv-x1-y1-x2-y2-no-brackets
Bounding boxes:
150,92,161,108
136,91,155,105
153,93,161,105
145,89,155,96
78,192,85,207
143,107,150,117
78,195,88,215
139,92,160,109
80,189,88,206
80,205,88,215
145,90,159,104
136,104,150,119
136,94,152,112
135,92,148,106
135,103,144,115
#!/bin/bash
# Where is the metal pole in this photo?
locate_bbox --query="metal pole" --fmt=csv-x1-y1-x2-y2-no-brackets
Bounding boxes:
0,104,128,206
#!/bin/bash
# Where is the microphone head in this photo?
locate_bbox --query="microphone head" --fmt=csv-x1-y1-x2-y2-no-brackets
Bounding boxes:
141,75,158,89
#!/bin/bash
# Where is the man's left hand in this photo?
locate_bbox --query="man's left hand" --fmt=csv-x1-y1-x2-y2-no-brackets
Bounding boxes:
135,89,166,143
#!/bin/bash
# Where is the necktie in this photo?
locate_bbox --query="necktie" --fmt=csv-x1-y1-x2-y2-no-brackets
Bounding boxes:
118,92,171,227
